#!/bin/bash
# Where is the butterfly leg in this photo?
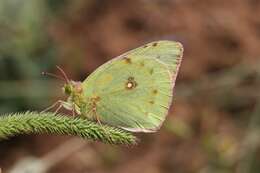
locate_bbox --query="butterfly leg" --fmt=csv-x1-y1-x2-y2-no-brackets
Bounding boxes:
64,102,82,118
59,101,79,117
41,100,63,113
71,103,76,118
93,112,109,134
91,108,102,125
96,114,102,126
54,103,64,114
42,100,74,115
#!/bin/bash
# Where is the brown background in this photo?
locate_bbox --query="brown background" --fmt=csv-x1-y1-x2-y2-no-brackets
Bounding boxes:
0,0,260,172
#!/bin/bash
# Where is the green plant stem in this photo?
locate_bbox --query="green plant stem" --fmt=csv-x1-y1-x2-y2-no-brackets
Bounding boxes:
0,111,137,145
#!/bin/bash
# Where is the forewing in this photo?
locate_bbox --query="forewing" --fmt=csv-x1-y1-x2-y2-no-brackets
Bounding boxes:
82,57,171,132
121,40,183,75
85,40,183,79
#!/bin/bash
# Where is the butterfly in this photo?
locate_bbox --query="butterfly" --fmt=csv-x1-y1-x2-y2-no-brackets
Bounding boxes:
44,40,183,132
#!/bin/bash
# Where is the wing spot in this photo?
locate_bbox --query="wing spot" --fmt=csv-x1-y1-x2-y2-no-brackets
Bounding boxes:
140,61,145,67
143,45,148,48
90,96,101,102
152,89,158,94
149,69,154,75
152,42,158,47
125,76,138,90
178,56,182,60
123,57,132,64
149,100,155,104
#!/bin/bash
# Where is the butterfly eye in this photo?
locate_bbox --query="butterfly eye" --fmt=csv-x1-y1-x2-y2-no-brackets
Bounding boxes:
63,85,72,95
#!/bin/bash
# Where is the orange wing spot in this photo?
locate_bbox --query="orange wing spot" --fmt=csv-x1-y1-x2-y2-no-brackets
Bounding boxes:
149,100,155,104
140,62,145,67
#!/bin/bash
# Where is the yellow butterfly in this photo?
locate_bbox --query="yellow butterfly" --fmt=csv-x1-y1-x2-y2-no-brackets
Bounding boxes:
45,41,183,132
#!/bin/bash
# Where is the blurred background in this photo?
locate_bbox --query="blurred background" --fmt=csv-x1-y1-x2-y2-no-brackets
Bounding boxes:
0,0,260,172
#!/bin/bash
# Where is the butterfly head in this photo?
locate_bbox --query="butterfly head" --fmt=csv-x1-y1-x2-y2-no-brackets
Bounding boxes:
42,66,83,97
63,81,83,96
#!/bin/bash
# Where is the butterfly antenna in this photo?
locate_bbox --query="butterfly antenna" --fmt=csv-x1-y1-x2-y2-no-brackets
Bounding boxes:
41,71,65,81
56,65,70,83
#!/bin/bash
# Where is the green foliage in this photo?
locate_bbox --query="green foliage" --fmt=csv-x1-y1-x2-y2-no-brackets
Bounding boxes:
0,111,137,145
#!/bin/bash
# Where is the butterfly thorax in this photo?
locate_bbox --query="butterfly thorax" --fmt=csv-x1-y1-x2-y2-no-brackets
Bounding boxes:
63,81,87,115
62,80,102,121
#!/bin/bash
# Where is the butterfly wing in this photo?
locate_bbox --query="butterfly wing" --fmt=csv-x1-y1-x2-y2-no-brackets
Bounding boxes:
82,40,183,132
120,40,183,75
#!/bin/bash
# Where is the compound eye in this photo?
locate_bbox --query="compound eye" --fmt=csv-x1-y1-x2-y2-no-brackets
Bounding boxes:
63,85,72,95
